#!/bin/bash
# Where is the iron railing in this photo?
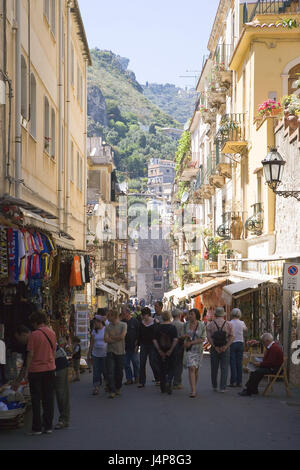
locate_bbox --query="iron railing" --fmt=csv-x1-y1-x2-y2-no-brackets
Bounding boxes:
214,44,234,68
216,113,246,145
248,0,299,22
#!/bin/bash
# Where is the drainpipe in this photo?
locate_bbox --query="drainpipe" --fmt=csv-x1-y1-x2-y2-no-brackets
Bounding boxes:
58,0,63,230
65,0,71,234
83,59,88,249
15,0,22,199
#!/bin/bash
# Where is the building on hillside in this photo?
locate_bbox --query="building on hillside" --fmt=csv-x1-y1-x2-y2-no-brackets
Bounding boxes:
86,137,130,308
169,0,300,378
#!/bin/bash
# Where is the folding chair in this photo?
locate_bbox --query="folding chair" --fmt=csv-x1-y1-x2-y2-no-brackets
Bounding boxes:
263,358,291,397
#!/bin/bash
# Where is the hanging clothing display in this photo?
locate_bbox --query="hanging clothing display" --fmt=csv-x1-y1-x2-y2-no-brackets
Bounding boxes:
69,256,82,287
0,227,8,280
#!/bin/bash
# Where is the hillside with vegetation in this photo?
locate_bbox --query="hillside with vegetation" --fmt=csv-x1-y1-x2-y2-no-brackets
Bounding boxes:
88,49,187,184
88,49,181,182
143,83,198,125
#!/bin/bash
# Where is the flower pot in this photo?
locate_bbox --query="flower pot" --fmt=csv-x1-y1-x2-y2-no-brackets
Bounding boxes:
271,108,282,117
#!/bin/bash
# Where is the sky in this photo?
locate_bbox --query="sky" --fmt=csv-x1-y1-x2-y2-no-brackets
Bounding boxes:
78,0,220,89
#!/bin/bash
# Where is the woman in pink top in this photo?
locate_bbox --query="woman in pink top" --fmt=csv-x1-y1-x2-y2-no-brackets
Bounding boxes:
25,310,57,435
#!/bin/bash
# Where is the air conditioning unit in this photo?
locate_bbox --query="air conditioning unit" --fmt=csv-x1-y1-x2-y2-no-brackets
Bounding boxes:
218,254,227,272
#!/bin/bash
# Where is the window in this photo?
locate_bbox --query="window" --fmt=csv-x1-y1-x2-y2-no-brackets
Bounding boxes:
153,255,157,269
77,65,80,100
71,141,74,181
44,0,50,23
50,0,56,36
44,96,50,153
51,108,56,158
30,73,37,138
21,56,27,119
77,152,83,190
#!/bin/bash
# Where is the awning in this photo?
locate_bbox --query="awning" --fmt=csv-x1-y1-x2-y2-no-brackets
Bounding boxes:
222,278,270,304
104,280,130,297
164,278,227,304
97,283,117,298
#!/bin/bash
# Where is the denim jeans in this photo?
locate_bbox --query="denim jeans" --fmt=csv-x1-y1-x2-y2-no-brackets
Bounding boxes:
92,355,107,387
210,347,230,390
139,344,159,385
230,342,244,385
29,370,55,432
54,367,70,425
124,351,140,381
106,352,125,393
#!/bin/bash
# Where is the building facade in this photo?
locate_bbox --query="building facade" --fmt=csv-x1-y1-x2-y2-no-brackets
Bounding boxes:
0,0,91,250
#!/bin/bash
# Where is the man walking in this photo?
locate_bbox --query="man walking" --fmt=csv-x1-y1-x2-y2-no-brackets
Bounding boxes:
104,311,127,398
154,301,163,324
121,306,140,385
206,307,234,393
24,310,57,435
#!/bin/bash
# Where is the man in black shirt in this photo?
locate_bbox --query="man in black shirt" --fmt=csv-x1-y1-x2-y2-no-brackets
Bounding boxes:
153,311,178,395
121,306,140,385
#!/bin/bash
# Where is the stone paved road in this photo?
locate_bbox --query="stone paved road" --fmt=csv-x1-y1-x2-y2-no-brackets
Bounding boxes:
1,355,300,450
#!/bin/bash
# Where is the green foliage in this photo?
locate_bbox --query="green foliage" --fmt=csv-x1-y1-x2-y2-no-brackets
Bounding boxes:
88,48,179,181
176,181,190,202
175,131,191,172
143,83,199,125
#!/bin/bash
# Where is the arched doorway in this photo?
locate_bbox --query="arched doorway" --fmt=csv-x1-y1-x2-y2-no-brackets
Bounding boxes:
288,63,300,96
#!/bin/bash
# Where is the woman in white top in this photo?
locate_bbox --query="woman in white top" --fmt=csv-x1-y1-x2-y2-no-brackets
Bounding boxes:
229,308,248,388
88,316,107,395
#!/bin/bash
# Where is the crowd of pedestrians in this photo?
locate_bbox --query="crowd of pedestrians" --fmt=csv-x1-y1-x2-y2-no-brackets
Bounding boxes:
7,301,284,435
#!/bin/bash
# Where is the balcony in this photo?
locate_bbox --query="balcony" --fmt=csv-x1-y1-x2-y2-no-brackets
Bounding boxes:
181,154,201,181
216,149,232,179
217,212,248,241
245,203,264,236
207,153,226,188
247,0,300,23
213,44,234,91
207,86,227,110
216,114,248,155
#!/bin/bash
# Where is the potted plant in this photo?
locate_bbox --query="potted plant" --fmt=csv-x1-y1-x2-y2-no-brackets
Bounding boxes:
258,99,282,118
213,61,232,87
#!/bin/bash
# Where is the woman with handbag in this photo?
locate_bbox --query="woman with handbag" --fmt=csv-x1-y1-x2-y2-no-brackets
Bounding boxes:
184,309,206,398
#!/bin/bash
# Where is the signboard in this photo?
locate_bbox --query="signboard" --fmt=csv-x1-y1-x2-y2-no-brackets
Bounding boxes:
283,263,300,291
75,304,89,351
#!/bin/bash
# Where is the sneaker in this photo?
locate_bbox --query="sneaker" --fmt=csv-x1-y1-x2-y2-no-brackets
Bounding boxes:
54,422,66,430
28,431,42,436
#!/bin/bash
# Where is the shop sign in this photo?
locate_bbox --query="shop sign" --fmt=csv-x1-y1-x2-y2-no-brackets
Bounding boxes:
283,263,300,291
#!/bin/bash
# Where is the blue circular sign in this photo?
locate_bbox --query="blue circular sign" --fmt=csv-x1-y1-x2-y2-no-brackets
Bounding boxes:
288,265,298,276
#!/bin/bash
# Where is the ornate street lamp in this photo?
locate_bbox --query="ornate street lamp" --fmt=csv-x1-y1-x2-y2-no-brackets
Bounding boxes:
261,148,300,201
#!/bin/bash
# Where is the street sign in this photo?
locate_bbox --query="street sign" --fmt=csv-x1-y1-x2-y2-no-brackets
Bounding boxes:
283,263,300,291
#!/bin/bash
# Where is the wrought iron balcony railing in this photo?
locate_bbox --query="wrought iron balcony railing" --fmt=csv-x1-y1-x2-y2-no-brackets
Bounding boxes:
247,0,300,23
217,211,248,240
245,203,264,236
216,113,247,155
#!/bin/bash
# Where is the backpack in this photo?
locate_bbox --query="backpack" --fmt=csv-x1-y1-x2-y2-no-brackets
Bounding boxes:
158,329,172,352
212,321,227,347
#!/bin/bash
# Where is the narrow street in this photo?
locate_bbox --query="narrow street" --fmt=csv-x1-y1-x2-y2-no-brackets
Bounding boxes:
1,356,300,451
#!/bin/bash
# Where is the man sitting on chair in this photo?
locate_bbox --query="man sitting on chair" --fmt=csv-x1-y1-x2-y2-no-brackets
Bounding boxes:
239,333,283,397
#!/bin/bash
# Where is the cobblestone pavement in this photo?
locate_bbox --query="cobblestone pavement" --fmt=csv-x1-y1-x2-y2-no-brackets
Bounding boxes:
1,355,300,450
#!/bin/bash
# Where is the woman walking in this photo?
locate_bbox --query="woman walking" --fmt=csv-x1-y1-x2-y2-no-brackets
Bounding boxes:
88,316,107,395
183,309,206,398
137,307,159,388
229,308,247,388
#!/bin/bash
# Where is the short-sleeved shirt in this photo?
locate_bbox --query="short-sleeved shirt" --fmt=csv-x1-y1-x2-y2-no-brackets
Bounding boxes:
154,324,178,352
106,321,127,355
230,319,247,343
27,326,56,373
92,328,107,357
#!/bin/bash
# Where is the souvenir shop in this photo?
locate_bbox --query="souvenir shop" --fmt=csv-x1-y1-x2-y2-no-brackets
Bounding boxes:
0,216,93,385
